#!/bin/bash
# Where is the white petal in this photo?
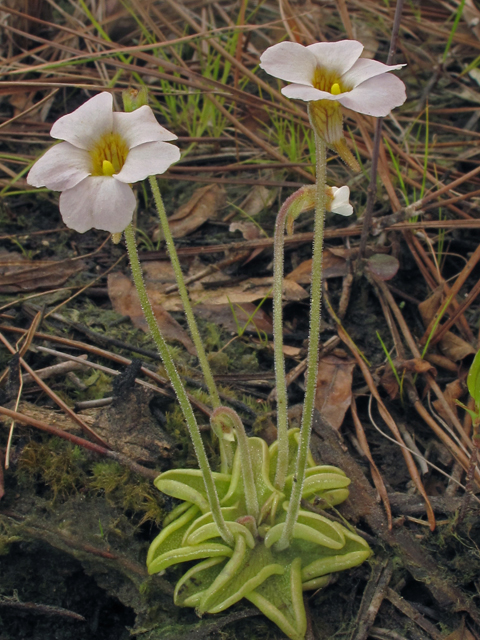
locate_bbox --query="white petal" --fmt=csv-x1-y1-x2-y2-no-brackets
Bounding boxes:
260,42,317,86
113,106,177,149
306,40,364,76
341,58,405,89
332,201,354,216
27,142,91,190
332,185,350,204
281,84,337,102
338,73,406,116
114,141,181,183
59,176,136,233
50,92,113,150
331,186,353,216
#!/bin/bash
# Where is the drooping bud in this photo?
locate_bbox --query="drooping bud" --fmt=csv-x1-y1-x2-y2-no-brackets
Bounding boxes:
308,101,360,172
122,87,149,113
282,184,353,235
210,409,236,443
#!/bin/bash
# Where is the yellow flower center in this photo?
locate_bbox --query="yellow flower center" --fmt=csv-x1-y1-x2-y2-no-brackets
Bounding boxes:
312,69,345,96
90,132,128,177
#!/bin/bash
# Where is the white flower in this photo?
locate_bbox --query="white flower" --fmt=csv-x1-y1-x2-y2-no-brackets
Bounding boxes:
260,41,406,170
329,186,353,216
259,40,406,117
27,92,180,233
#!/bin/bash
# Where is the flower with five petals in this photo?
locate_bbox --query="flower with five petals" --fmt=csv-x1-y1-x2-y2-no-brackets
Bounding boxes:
260,40,406,169
27,92,180,233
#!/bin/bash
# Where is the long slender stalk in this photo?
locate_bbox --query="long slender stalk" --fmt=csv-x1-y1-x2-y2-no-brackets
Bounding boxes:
272,192,302,490
149,177,233,472
149,176,221,409
275,129,327,551
124,223,233,546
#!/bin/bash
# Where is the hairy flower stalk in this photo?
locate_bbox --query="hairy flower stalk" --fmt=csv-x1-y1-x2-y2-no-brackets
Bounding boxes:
276,128,328,551
261,38,406,551
149,176,233,473
272,185,352,491
124,223,234,546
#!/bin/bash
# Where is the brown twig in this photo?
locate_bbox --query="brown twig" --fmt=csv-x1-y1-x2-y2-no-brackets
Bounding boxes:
0,331,110,448
351,397,392,529
352,560,394,640
0,405,158,480
0,597,86,622
325,297,435,529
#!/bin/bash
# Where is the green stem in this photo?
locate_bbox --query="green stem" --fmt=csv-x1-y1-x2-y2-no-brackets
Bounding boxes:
124,223,233,546
272,195,297,490
149,177,232,472
275,129,327,551
149,176,221,410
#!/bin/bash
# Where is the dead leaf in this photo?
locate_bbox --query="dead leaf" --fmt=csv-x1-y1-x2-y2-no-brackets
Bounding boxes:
433,379,465,426
286,249,348,284
418,286,443,326
443,618,476,640
229,221,265,264
229,221,261,241
438,332,475,362
93,387,174,464
0,250,84,292
194,302,273,335
107,272,196,355
419,287,475,362
314,355,355,430
380,358,436,400
168,184,226,238
282,345,301,357
237,185,277,217
402,358,436,374
366,253,399,281
149,276,308,312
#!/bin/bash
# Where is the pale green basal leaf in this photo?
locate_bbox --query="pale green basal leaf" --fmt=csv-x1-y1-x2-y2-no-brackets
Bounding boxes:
182,506,242,545
301,529,371,581
185,521,256,549
247,557,306,640
147,504,199,567
285,470,351,498
148,541,234,575
198,535,285,614
467,349,480,410
174,557,226,607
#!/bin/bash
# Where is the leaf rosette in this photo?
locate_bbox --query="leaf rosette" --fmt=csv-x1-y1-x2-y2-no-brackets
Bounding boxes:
147,429,371,640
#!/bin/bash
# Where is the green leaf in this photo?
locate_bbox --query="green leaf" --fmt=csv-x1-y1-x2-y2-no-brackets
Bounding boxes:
467,349,480,410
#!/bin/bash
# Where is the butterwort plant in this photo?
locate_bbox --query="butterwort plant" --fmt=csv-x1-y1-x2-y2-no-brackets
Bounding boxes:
25,38,407,637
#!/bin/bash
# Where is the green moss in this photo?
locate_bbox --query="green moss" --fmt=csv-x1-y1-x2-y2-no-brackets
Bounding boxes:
238,352,259,372
203,322,223,351
14,437,163,525
90,461,164,525
16,438,88,499
208,350,229,373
